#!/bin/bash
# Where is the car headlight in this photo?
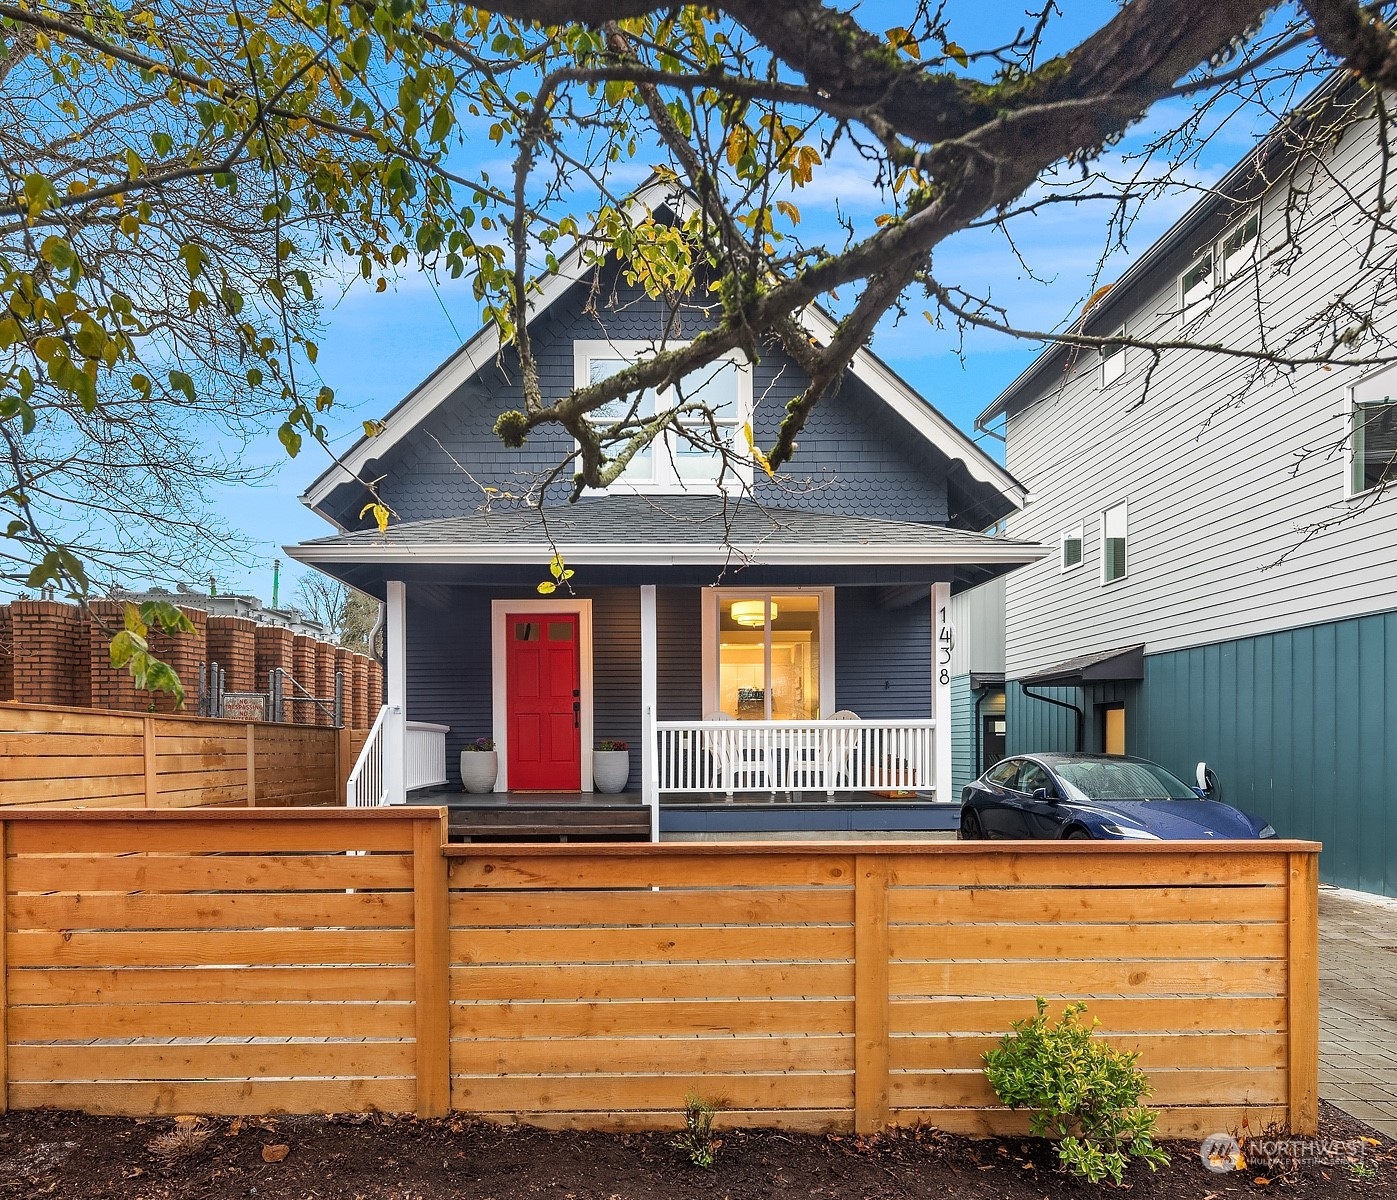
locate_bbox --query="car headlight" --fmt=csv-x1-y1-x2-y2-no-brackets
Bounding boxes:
1258,823,1277,839
1099,823,1162,840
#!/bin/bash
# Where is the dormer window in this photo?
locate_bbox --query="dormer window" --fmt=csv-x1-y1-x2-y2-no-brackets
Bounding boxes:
1180,253,1214,324
574,340,752,492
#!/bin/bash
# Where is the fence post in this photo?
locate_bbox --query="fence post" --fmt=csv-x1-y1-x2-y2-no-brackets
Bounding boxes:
245,723,257,807
853,854,890,1134
413,814,451,1117
142,716,157,807
1287,849,1320,1134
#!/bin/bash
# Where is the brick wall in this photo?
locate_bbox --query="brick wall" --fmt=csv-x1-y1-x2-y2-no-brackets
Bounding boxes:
253,626,295,706
0,606,12,702
11,601,88,706
314,642,337,727
367,659,383,716
291,635,320,725
86,601,206,713
334,647,355,730
352,654,370,729
206,616,258,692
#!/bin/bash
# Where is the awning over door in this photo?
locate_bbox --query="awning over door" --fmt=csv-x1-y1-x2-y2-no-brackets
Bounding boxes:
1015,645,1145,688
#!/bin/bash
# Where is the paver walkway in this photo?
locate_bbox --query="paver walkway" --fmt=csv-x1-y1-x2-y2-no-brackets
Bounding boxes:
1319,885,1397,1137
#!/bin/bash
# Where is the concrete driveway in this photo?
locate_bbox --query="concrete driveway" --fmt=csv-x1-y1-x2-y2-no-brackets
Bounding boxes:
1320,886,1397,1137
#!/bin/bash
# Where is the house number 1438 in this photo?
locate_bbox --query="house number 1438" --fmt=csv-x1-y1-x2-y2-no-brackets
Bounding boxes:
937,607,956,686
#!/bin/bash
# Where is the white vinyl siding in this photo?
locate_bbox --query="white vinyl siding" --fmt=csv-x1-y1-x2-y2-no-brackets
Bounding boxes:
1001,112,1397,678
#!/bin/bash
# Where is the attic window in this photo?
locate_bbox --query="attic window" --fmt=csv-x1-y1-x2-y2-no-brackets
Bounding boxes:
1101,502,1128,584
1222,211,1260,277
1180,253,1214,324
1100,329,1125,386
575,340,752,493
1352,392,1397,495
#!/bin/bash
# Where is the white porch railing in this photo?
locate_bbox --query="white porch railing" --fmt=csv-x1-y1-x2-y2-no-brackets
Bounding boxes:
348,708,449,806
406,721,449,791
653,718,938,799
347,705,390,807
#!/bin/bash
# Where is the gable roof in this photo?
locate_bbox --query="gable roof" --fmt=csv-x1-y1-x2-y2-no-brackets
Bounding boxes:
300,177,1025,515
977,71,1351,429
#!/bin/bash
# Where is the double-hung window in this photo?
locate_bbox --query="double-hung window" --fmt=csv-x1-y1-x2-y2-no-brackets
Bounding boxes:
1101,502,1128,584
1351,374,1397,496
574,340,752,492
1180,252,1214,324
1100,329,1126,386
1060,525,1084,572
1221,211,1260,278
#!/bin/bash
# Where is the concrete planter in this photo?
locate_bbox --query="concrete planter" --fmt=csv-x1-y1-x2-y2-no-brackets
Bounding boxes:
459,750,498,794
593,750,630,794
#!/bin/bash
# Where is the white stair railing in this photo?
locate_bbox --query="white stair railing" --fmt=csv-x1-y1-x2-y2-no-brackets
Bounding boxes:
405,721,449,791
653,718,937,799
346,705,390,807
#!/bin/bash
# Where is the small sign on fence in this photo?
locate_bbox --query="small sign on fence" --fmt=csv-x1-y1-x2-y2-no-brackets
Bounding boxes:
222,693,268,722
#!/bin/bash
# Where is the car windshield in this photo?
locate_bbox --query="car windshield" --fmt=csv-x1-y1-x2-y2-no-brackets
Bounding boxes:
1052,759,1197,802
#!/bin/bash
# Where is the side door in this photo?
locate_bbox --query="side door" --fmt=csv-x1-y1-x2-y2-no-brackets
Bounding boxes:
976,758,1025,838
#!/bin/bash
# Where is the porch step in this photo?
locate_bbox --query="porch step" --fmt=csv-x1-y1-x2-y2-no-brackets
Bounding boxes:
448,804,650,842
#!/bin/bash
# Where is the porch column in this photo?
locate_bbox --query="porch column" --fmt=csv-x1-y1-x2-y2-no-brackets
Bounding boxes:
640,585,659,841
931,583,953,805
385,580,407,806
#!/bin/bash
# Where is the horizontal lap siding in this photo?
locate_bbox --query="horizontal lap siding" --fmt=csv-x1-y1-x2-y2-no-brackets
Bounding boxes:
406,587,493,788
834,588,931,718
656,588,702,721
591,588,641,753
950,674,975,795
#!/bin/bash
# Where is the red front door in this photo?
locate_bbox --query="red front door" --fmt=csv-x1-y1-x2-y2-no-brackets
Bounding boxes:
505,612,581,791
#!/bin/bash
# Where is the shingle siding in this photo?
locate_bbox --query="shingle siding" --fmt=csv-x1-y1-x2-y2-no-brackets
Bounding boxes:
326,267,954,531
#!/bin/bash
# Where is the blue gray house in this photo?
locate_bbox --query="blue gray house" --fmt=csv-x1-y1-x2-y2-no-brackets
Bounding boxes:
288,181,1044,838
960,78,1397,895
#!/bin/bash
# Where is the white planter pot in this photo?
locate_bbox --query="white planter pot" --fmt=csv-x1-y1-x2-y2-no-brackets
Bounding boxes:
459,750,498,794
593,750,630,794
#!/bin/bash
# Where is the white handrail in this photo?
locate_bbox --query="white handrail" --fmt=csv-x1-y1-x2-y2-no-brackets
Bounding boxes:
405,721,449,791
653,718,937,799
346,704,390,807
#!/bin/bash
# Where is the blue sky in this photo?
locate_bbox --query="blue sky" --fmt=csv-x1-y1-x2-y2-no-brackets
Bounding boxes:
214,1,1311,602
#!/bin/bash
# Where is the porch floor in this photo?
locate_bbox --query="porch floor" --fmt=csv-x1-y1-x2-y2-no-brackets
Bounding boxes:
407,787,961,839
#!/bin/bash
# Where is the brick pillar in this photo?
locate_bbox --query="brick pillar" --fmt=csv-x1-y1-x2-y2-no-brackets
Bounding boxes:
254,626,295,716
334,646,354,728
0,605,14,702
86,601,205,713
206,616,257,692
10,600,84,706
314,641,336,727
352,654,370,729
290,634,318,725
367,659,383,716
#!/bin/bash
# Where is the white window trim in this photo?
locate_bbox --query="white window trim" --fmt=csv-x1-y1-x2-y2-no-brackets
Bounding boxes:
701,587,836,719
1346,373,1397,499
1100,500,1128,586
1059,525,1084,574
1221,209,1260,280
1099,328,1126,387
1179,252,1214,326
490,598,594,792
573,339,754,494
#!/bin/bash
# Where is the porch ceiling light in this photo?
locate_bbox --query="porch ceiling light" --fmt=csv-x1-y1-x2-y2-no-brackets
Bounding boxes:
730,599,775,627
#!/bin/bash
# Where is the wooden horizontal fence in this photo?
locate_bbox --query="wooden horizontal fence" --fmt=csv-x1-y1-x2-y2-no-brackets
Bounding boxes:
0,810,1319,1138
0,702,362,808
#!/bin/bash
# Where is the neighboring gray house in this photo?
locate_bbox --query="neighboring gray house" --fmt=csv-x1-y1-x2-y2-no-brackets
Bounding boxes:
288,180,1044,838
967,78,1397,895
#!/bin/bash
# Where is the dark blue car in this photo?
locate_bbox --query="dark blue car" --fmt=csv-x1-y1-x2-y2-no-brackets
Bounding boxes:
960,753,1278,841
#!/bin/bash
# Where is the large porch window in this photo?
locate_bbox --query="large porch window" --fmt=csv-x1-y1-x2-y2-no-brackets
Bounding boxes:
703,589,833,720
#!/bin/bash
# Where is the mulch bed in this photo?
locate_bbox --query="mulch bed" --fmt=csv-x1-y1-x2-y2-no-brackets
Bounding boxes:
1,1102,1391,1198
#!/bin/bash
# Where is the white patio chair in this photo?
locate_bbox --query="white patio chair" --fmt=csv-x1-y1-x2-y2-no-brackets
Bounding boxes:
825,709,862,799
702,711,740,801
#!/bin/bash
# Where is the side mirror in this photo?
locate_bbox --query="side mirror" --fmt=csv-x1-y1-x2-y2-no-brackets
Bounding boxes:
1032,787,1056,803
1195,762,1219,797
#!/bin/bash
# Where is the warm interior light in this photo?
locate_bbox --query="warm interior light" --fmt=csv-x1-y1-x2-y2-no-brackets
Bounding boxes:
730,599,775,627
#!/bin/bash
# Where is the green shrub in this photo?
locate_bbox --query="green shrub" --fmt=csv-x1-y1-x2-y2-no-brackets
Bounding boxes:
672,1094,721,1168
983,998,1169,1185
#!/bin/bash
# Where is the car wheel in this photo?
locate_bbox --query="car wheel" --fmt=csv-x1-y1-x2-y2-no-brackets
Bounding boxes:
1064,828,1093,840
960,809,985,840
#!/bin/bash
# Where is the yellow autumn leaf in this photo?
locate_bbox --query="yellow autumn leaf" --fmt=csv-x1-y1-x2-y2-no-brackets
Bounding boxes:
359,502,390,533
